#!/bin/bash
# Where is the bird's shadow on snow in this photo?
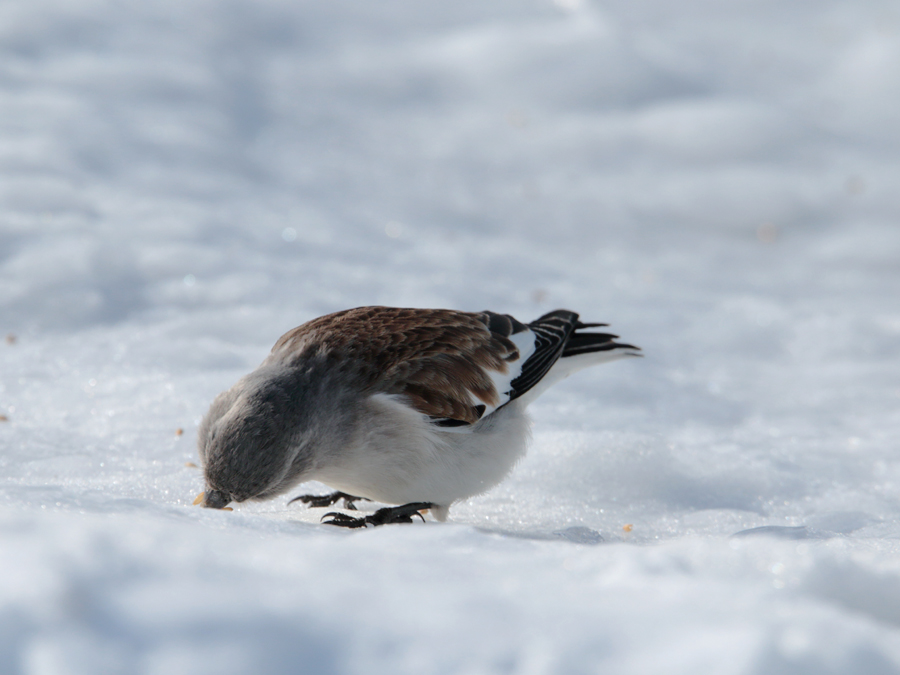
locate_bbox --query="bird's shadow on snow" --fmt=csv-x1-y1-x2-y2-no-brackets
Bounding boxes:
472,525,607,545
731,511,878,540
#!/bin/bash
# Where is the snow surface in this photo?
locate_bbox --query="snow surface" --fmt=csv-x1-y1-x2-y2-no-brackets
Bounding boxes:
2,0,900,672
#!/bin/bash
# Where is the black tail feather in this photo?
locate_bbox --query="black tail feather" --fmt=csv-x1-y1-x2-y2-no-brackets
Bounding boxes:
562,326,641,358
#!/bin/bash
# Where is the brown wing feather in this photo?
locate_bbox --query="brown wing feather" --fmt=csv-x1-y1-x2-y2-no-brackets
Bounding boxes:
270,306,519,424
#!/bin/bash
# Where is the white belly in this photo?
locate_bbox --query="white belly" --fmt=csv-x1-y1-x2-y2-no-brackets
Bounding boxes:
311,394,531,512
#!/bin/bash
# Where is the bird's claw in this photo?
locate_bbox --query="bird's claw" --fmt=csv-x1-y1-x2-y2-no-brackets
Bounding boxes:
321,511,370,528
289,491,369,509
320,502,434,528
292,493,341,508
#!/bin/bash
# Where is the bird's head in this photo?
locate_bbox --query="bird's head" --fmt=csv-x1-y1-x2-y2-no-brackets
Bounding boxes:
194,366,318,510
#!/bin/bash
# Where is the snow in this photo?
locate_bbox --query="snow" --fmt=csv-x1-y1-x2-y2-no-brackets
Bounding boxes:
2,0,900,672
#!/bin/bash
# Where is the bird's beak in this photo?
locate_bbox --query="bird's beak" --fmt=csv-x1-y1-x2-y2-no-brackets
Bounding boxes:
193,490,233,510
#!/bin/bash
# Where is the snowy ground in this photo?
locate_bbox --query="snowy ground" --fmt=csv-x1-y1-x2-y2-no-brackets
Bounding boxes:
2,0,900,673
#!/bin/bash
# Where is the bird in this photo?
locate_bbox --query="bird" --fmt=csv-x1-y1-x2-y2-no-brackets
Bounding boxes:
193,306,640,527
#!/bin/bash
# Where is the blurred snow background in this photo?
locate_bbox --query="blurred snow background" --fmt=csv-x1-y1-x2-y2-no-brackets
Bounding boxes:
2,0,900,673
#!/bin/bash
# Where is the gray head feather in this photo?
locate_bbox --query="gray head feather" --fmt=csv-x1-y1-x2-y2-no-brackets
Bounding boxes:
197,358,362,508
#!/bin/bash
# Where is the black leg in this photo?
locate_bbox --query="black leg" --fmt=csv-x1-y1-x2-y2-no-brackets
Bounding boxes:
288,491,370,510
321,502,435,528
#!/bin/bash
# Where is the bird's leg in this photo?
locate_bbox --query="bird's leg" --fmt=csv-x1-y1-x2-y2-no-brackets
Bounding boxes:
288,491,370,510
321,502,435,528
339,494,370,510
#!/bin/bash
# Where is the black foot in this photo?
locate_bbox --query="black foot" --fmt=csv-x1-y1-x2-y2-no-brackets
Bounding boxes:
288,491,370,510
321,502,435,528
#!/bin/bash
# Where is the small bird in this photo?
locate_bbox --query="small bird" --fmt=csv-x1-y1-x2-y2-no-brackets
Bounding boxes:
194,306,640,526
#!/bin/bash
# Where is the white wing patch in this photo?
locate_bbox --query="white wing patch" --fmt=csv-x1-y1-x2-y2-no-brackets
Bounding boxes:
475,328,536,419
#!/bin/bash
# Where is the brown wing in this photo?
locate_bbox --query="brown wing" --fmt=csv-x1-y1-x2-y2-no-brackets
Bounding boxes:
270,306,521,424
